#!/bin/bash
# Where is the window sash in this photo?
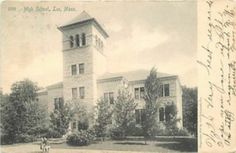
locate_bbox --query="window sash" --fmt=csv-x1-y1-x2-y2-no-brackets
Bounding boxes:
79,63,84,74
71,65,77,75
159,107,165,121
109,92,114,104
164,84,170,97
72,88,78,99
76,34,80,47
79,87,85,99
140,87,145,99
134,88,139,99
69,36,74,48
82,33,86,46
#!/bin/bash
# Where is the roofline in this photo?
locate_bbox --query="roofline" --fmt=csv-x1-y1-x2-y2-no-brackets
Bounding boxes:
59,18,109,38
46,82,63,90
97,76,123,83
37,90,48,96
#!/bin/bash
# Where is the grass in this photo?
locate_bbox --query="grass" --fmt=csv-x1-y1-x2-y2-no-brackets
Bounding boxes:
51,137,197,152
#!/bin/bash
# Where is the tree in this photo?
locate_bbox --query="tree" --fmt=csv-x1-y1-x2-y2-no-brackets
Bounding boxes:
94,98,113,140
164,103,181,135
112,88,137,139
1,79,48,143
182,86,197,136
70,100,94,131
49,102,73,137
142,67,161,143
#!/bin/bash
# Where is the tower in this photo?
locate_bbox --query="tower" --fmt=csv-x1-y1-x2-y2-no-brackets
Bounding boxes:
59,11,109,109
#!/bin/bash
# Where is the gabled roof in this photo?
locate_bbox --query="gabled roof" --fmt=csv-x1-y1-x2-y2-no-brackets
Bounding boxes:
97,69,176,82
59,11,109,38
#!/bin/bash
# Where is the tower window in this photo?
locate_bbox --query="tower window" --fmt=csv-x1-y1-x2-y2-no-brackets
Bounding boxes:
69,36,74,48
82,33,86,46
72,88,78,99
79,87,85,99
76,34,80,47
79,63,84,74
71,64,77,75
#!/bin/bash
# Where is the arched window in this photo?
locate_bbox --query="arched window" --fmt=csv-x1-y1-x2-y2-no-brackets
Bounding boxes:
76,34,80,47
69,36,74,48
82,33,86,46
159,107,165,121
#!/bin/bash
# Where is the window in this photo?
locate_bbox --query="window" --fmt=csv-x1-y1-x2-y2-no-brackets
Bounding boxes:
54,98,59,110
134,87,145,99
159,84,170,97
72,88,78,99
58,97,64,109
76,34,80,47
159,107,165,121
140,87,145,99
79,63,84,74
82,33,86,46
164,84,170,96
54,97,64,110
79,87,85,99
104,93,109,102
109,92,114,104
135,109,145,124
71,64,77,75
72,122,76,129
69,36,74,48
104,92,114,104
134,88,139,99
78,120,88,131
159,85,164,97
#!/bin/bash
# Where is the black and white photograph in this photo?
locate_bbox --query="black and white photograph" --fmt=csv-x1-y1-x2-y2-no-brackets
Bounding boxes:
1,1,199,153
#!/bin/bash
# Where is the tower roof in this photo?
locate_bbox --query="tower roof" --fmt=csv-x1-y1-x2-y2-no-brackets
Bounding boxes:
59,11,109,38
64,11,93,26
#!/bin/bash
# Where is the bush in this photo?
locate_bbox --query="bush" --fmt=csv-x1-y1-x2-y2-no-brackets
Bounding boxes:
46,128,62,138
1,134,13,144
66,129,95,146
15,134,35,143
109,127,125,140
127,125,143,136
166,128,189,136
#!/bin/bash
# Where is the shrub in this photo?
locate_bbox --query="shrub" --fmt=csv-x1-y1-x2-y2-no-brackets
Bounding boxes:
15,134,35,143
46,128,62,138
127,125,143,136
66,130,95,146
166,128,190,136
109,127,125,140
1,134,13,144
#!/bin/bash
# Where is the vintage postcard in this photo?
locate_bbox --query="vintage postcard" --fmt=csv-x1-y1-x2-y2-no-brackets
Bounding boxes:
0,0,235,153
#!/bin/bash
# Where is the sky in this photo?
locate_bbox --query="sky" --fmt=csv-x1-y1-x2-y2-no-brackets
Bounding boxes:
1,1,197,93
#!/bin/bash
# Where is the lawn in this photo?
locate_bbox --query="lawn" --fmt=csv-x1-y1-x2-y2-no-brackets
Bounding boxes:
52,137,197,152
1,137,197,153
